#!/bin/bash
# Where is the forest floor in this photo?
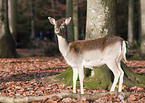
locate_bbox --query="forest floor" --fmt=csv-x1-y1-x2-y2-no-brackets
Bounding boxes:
0,49,144,102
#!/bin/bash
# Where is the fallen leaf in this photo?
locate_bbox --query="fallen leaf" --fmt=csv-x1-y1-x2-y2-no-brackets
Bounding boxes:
62,98,72,102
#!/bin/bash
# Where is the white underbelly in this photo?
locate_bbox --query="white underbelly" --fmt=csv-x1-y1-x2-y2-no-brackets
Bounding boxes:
82,59,105,68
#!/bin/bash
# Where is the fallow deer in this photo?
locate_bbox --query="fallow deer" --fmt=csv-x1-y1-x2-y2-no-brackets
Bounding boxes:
48,17,127,94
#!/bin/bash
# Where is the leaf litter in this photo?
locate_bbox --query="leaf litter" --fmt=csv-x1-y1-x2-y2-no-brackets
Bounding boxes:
0,57,145,102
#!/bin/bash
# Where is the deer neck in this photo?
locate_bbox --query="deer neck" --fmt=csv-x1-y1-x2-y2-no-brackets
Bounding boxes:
57,34,69,57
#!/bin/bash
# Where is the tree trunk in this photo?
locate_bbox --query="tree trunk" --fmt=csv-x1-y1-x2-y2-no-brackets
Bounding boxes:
66,0,74,42
55,0,145,91
73,0,79,41
51,0,55,18
128,0,134,47
66,0,79,41
30,0,35,39
0,0,17,58
85,0,117,39
140,0,145,54
8,0,17,41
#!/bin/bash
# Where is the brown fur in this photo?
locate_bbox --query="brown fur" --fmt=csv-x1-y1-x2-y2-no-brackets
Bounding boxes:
69,36,123,53
55,18,65,28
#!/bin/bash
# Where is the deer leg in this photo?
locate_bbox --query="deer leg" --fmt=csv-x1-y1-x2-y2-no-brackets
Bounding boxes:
78,67,84,94
117,62,124,92
72,67,78,93
106,62,121,91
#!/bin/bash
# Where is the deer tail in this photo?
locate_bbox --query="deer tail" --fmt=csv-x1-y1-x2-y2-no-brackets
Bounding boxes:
122,41,128,62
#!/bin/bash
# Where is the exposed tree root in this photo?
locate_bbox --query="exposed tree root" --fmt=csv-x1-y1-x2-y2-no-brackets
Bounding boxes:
0,91,131,103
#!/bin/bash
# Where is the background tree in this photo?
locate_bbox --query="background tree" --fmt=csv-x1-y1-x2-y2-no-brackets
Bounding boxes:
140,0,145,55
66,0,79,41
8,0,17,41
50,0,55,18
57,0,145,91
30,0,35,39
73,0,79,41
66,0,74,41
0,0,17,58
128,0,134,47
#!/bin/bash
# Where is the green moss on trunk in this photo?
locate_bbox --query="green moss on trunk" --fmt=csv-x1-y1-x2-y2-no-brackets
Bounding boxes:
56,67,73,86
84,65,112,90
55,62,145,91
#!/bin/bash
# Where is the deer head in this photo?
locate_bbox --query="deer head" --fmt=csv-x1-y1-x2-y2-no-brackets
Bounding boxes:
48,17,71,35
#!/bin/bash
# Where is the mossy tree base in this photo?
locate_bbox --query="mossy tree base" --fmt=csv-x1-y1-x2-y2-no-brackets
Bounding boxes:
56,62,145,91
0,31,17,58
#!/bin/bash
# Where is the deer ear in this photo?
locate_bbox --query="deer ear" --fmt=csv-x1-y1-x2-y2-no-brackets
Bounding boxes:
65,17,71,25
48,17,56,25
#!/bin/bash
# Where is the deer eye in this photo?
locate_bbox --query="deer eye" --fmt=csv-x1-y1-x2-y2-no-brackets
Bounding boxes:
60,22,65,28
61,25,65,28
60,24,65,29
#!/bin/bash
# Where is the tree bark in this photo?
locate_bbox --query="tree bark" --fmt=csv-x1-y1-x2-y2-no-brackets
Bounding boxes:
30,0,35,39
66,0,74,41
140,0,145,54
73,0,79,41
66,0,79,41
85,0,117,39
0,0,17,58
51,0,55,18
8,0,17,41
128,0,134,46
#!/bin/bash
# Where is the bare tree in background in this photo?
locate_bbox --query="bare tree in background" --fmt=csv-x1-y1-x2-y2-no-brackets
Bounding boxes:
31,0,35,39
8,0,17,41
140,0,145,55
0,0,17,57
66,0,79,41
66,0,74,41
73,0,79,40
51,0,55,18
128,0,134,46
